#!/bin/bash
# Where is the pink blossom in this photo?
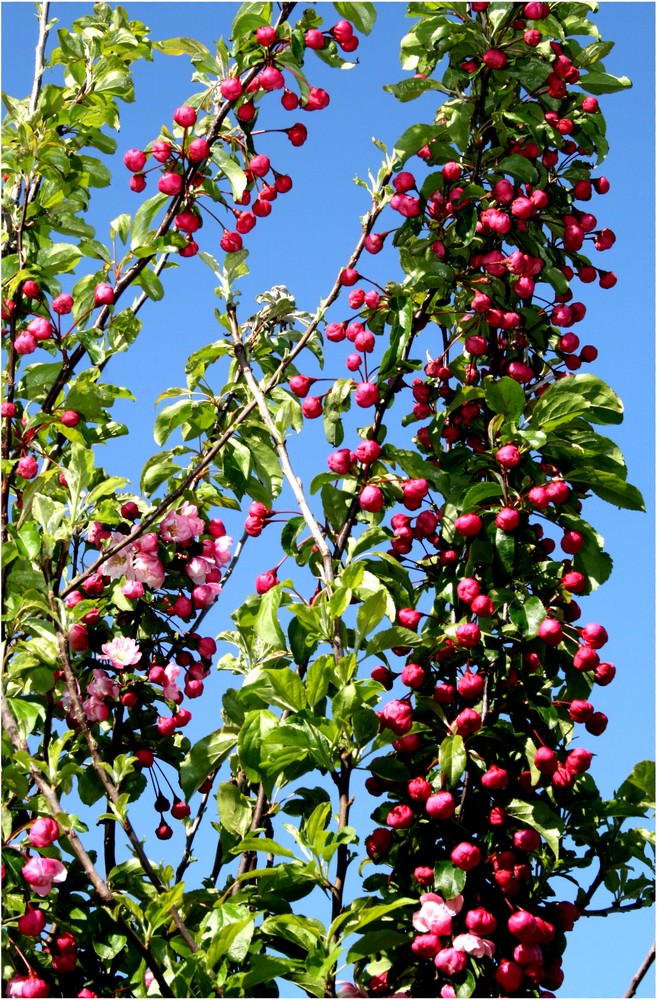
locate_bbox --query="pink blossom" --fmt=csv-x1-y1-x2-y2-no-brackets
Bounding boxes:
101,636,142,670
413,893,463,936
82,697,110,722
121,580,144,599
160,511,195,543
87,669,119,700
180,501,205,533
135,531,159,553
103,534,136,579
192,582,221,608
213,535,233,566
452,932,496,958
162,663,182,702
434,948,467,975
132,552,165,589
7,976,30,997
22,856,67,896
185,555,214,585
29,818,59,848
440,988,456,999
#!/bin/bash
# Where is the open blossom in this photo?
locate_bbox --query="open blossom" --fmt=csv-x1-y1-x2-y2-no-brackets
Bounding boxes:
87,668,119,700
132,551,165,589
185,555,214,585
413,892,463,936
101,636,142,669
160,511,194,543
83,697,110,722
103,534,136,580
452,932,496,958
22,856,67,896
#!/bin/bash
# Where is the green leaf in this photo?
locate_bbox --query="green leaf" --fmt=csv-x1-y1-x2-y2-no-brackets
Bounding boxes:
530,375,623,430
617,761,655,810
333,2,377,34
439,734,467,788
6,698,46,738
494,528,515,575
323,377,353,447
433,861,466,899
153,398,193,446
304,656,331,707
135,266,164,301
460,482,503,512
265,667,306,712
238,709,279,783
567,468,645,511
347,929,409,961
505,798,564,859
579,70,632,94
211,146,248,201
15,521,41,561
234,836,295,859
180,729,237,798
218,782,253,838
356,590,389,651
366,627,421,656
254,585,287,649
393,123,442,167
232,2,272,38
36,241,82,273
496,154,538,184
130,192,168,250
483,375,525,420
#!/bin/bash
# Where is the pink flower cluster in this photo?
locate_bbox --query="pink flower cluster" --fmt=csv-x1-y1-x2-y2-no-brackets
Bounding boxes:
411,892,496,979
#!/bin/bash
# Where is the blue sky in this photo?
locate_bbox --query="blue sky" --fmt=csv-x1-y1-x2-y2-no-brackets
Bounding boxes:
2,3,655,997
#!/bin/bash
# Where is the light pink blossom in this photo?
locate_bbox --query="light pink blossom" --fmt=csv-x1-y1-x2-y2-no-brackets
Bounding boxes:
160,511,195,543
135,532,159,553
185,555,213,585
180,501,205,534
162,663,182,702
87,669,119,700
83,697,110,722
452,932,496,958
103,534,136,580
213,535,233,567
121,579,144,599
101,636,142,670
22,856,67,896
413,893,463,937
132,551,165,589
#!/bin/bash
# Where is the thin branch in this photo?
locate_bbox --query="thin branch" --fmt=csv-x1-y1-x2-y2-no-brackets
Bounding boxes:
232,783,268,894
29,2,51,115
174,785,213,885
624,941,656,998
226,304,334,580
583,899,652,917
47,592,198,953
0,698,175,998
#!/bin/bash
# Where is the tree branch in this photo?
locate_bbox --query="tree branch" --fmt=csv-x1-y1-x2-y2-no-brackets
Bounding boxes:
29,2,51,115
0,697,175,998
624,941,656,998
46,593,198,953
